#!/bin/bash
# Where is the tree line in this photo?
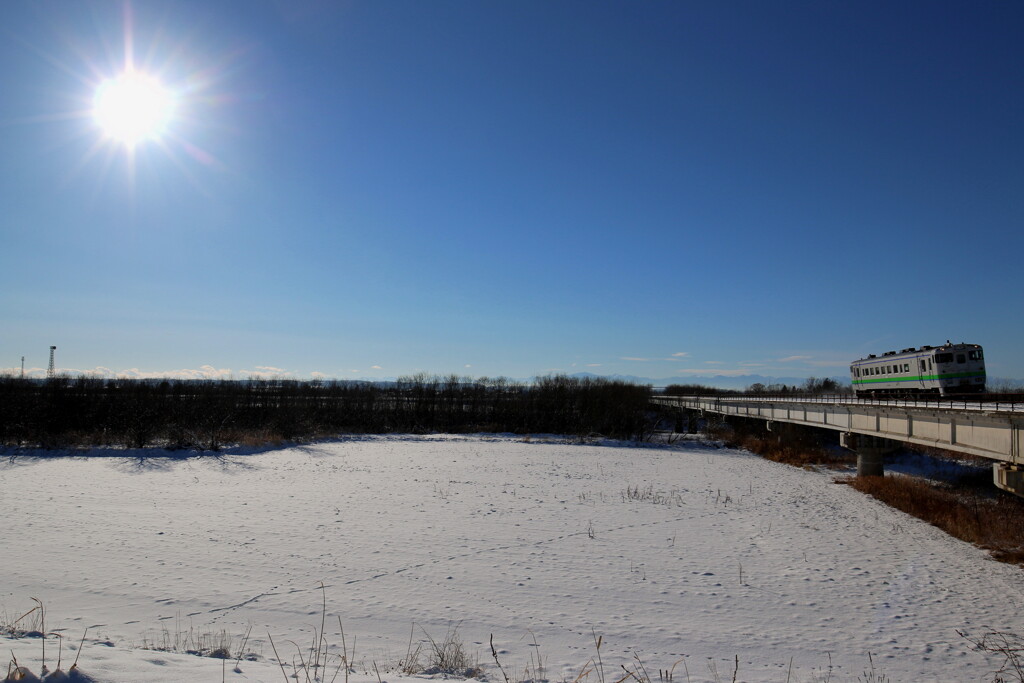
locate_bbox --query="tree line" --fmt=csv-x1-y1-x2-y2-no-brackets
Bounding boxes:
663,377,850,396
0,373,654,450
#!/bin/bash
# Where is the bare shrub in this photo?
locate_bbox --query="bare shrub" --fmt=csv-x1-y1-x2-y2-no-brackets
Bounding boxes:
422,623,479,676
959,628,1024,682
711,417,850,469
737,433,851,468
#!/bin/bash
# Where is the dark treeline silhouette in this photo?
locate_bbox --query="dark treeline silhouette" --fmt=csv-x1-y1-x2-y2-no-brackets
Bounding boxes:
663,378,851,397
0,373,653,450
747,377,850,395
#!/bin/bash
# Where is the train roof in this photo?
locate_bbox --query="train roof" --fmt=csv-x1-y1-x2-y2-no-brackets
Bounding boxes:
851,342,982,364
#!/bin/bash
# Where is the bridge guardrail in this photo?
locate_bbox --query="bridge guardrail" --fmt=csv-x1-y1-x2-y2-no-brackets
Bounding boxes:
652,393,1024,414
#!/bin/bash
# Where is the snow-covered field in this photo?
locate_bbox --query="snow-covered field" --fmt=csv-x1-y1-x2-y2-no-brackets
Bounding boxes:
2,435,1021,682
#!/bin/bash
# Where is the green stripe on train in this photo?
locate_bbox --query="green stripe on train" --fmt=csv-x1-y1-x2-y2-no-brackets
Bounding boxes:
852,371,986,386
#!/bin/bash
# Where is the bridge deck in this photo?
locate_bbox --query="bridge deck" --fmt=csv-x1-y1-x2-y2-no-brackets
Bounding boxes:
653,395,1024,465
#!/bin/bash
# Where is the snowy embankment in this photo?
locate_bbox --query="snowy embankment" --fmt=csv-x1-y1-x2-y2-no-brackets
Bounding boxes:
2,435,1020,682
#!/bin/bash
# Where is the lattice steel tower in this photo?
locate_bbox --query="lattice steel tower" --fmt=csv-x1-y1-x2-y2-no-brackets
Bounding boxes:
47,346,56,379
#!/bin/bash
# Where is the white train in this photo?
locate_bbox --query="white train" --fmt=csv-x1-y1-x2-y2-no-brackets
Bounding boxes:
850,342,986,397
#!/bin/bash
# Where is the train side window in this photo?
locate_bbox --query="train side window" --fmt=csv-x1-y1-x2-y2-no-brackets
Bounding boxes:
957,354,966,364
903,363,909,372
929,359,933,370
919,360,926,372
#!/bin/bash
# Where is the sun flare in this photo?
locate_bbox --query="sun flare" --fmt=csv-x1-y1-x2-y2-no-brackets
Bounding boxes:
93,70,175,146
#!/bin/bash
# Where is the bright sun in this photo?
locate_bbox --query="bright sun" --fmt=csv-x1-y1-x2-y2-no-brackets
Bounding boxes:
93,70,175,146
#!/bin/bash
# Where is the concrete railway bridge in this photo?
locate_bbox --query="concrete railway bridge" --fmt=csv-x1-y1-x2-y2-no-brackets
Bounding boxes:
652,395,1024,497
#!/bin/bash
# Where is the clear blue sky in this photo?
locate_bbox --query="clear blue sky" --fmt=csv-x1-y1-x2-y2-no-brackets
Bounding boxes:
2,1,1022,382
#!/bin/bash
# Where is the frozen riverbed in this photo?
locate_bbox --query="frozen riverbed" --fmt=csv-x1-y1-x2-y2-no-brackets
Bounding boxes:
2,435,1020,682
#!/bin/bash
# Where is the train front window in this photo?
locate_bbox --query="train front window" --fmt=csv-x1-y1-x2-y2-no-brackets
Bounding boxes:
957,354,966,364
936,353,953,363
969,350,983,361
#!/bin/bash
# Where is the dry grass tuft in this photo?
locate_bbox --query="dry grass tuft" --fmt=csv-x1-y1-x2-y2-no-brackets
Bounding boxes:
139,623,245,660
622,484,686,507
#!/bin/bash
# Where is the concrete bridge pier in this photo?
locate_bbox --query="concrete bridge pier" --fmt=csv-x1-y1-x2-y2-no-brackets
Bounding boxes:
671,408,701,434
766,420,800,440
994,463,1024,496
841,432,901,477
